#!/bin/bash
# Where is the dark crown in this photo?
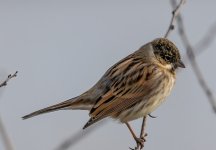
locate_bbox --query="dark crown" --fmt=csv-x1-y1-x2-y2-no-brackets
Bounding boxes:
152,38,181,65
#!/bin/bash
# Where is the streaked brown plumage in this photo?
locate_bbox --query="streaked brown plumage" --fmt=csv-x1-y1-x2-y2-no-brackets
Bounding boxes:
22,38,185,140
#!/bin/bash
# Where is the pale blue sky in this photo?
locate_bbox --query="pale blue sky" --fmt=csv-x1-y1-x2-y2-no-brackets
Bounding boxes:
0,0,216,150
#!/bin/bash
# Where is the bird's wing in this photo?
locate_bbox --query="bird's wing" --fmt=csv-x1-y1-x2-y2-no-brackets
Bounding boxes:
83,56,164,129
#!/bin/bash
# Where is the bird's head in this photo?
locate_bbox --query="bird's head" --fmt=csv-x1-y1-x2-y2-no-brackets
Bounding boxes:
152,38,185,70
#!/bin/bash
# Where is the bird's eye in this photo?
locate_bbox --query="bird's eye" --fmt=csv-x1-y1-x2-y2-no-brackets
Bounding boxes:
165,55,171,60
164,55,172,62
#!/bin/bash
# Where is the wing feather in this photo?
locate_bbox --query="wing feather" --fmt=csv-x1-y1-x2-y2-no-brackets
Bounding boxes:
83,56,163,129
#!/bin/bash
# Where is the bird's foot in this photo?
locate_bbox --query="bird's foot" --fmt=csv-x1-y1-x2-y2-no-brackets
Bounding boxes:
135,137,145,149
129,133,147,150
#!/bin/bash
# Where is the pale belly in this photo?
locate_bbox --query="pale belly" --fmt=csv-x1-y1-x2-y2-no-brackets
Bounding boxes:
117,75,175,123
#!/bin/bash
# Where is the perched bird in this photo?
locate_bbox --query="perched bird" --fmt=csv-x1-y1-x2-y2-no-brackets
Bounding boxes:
23,38,185,146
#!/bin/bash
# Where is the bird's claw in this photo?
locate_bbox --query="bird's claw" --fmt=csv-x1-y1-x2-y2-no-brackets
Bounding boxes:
136,138,145,148
129,133,148,150
134,133,148,149
148,114,157,118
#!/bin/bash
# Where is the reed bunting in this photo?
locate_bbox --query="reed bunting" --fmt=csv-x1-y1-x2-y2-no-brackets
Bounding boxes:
23,38,185,147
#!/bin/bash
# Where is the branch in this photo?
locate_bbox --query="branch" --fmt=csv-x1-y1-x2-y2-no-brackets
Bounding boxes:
171,0,216,112
0,116,14,150
183,21,216,64
55,130,92,150
0,71,18,88
0,71,18,150
194,21,216,55
55,121,105,150
164,0,186,38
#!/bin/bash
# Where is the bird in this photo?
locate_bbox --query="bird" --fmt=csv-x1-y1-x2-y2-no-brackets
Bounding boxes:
22,38,185,147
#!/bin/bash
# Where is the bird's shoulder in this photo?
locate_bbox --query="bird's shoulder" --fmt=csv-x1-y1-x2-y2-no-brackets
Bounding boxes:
91,53,169,105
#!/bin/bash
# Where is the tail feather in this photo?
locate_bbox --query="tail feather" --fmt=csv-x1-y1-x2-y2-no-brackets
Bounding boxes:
22,96,91,120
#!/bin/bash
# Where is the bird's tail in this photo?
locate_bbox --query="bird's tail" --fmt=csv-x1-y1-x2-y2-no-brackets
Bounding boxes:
22,95,92,120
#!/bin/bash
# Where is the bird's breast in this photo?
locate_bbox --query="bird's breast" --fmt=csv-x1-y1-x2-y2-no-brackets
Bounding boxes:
117,70,176,123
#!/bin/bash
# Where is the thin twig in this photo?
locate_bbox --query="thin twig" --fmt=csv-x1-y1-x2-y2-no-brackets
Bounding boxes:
171,0,216,112
164,0,186,38
0,71,18,88
55,129,92,150
55,121,105,150
0,71,18,150
194,21,216,55
0,116,14,150
182,21,216,64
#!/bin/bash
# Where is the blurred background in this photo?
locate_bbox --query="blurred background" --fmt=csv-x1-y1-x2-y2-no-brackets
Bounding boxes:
0,0,216,150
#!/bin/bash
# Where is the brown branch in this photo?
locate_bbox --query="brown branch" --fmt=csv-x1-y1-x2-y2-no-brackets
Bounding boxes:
0,116,14,150
164,0,186,38
171,0,216,112
0,71,18,88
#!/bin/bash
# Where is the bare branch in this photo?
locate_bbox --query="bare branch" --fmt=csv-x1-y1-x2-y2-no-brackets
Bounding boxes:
0,116,14,150
0,71,18,150
0,71,18,88
183,21,216,64
55,121,105,150
55,130,91,150
164,0,186,38
171,0,216,112
180,21,216,67
194,21,216,55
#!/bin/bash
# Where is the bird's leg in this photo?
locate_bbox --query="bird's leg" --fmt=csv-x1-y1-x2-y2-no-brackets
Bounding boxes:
139,116,148,144
125,122,146,149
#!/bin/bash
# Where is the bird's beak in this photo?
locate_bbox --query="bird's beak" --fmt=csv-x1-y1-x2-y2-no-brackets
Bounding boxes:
176,60,185,68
